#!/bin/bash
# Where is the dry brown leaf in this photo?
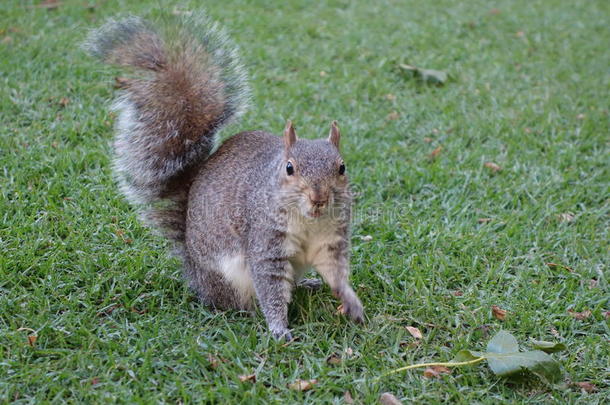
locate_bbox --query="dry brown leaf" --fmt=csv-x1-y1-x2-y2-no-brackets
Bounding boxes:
516,31,525,38
478,218,492,224
360,235,373,242
379,392,403,405
384,94,396,101
574,381,597,393
489,8,501,15
588,279,599,289
558,212,575,223
27,335,37,347
36,0,62,9
319,71,328,77
423,137,433,143
406,326,423,339
386,111,400,121
568,309,591,320
238,374,256,383
326,353,341,365
288,379,317,391
345,347,354,356
91,377,100,386
1,36,12,44
114,76,130,89
576,113,585,120
58,97,69,107
336,304,346,315
452,290,463,297
423,365,452,378
207,354,221,369
429,146,442,159
344,391,354,404
546,262,574,272
484,162,501,172
603,311,610,320
491,305,507,321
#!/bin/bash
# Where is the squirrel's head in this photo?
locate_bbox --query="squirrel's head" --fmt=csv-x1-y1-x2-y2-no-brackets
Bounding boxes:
280,120,350,219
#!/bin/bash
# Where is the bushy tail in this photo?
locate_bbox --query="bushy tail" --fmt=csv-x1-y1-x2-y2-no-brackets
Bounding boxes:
85,13,250,244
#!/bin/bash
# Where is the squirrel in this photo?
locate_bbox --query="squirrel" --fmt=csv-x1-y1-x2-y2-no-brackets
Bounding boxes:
85,13,364,340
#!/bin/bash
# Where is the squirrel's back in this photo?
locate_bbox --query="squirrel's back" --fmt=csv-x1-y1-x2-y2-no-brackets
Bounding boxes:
84,13,250,245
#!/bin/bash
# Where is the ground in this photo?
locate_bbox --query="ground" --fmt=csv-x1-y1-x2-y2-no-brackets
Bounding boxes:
0,0,608,403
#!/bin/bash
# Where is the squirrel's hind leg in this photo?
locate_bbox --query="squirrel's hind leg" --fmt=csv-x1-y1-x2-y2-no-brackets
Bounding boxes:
184,254,254,311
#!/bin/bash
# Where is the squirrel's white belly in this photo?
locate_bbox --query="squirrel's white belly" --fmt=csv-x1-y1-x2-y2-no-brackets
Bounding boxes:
286,217,343,282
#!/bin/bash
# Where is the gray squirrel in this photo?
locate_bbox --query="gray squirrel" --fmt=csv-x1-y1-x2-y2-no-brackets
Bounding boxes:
85,13,364,340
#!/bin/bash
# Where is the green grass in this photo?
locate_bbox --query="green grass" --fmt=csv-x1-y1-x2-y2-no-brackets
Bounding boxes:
1,0,609,403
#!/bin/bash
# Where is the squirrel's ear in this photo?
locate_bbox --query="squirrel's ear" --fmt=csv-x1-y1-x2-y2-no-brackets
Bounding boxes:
284,120,297,149
328,120,341,149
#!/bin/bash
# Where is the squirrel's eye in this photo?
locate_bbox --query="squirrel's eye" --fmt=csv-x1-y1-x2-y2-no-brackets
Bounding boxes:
339,163,346,175
286,161,294,176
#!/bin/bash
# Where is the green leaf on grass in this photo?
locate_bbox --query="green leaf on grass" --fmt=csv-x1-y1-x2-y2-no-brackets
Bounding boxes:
398,64,448,85
529,339,567,353
487,330,519,353
377,330,563,385
483,331,563,383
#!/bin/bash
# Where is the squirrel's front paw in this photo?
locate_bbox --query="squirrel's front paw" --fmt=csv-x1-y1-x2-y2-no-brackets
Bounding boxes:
340,289,364,324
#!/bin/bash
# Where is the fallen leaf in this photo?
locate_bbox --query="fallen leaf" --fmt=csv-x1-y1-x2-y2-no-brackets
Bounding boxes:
588,279,599,289
484,162,501,172
91,377,100,386
489,8,501,15
568,309,591,320
423,137,433,143
603,311,609,320
452,290,463,297
27,335,37,347
320,71,327,77
386,111,400,121
429,146,442,159
398,64,448,85
576,113,585,120
17,328,37,346
529,339,567,353
550,328,560,338
345,347,354,356
344,391,354,404
207,354,221,369
238,374,256,383
574,382,597,393
491,305,507,321
336,304,345,315
406,326,423,340
384,94,396,101
546,262,574,272
379,392,403,405
478,218,492,224
114,76,130,89
360,235,373,242
326,353,341,365
288,379,317,391
516,31,525,38
58,97,69,107
36,0,62,9
423,365,452,378
558,212,575,223
1,36,12,44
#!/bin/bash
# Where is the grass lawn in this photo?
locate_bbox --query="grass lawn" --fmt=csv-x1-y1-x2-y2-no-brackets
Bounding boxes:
1,0,608,403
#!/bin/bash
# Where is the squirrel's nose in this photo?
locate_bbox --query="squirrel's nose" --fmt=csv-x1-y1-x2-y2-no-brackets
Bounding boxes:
310,198,327,208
